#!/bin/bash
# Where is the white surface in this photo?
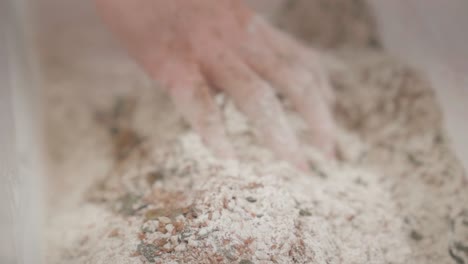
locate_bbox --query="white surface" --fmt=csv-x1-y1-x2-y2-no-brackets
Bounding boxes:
0,13,19,262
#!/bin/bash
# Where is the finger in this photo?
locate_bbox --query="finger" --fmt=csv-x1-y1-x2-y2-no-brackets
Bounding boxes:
252,17,335,104
239,19,336,157
156,61,234,159
200,50,308,169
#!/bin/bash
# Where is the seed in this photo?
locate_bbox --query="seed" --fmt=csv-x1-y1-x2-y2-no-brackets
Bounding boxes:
409,230,423,241
137,243,158,263
246,197,257,203
299,209,312,217
159,216,171,224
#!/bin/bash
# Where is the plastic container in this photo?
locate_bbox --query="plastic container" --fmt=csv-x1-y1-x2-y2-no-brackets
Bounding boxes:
0,0,43,263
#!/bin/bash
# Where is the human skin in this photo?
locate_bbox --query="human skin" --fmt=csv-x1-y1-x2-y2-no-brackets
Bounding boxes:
94,0,335,168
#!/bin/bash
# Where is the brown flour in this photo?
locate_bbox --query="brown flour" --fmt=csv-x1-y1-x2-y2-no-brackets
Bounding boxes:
43,49,468,263
42,2,468,264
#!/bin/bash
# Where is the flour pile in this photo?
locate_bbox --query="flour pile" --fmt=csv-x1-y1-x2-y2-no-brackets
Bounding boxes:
42,1,468,263
71,89,410,263
44,50,468,263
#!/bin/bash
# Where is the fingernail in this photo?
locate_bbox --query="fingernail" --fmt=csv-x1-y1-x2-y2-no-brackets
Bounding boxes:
292,156,309,172
211,141,236,160
298,161,309,172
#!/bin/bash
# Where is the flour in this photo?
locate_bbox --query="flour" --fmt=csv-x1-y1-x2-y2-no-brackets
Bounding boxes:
47,93,409,263
44,48,468,263
42,2,468,264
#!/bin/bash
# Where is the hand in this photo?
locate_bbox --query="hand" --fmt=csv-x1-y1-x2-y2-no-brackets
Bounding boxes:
95,0,335,168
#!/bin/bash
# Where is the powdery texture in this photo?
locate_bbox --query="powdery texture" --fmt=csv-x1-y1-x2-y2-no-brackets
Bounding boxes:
42,2,467,263
43,48,468,263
